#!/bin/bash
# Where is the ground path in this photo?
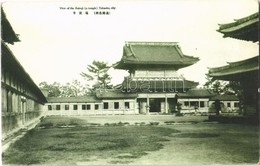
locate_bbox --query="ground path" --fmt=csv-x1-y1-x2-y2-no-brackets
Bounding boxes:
74,114,208,125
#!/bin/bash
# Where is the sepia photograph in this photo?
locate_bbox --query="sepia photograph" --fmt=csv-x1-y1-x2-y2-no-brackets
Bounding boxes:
1,0,259,165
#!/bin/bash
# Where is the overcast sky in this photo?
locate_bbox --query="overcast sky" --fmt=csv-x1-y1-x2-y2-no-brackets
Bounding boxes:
2,0,258,87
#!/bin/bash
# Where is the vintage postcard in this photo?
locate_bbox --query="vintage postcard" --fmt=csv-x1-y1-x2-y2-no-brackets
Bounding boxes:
1,0,258,165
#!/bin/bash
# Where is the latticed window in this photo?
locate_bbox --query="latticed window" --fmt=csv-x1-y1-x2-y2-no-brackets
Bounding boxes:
65,105,69,110
184,101,189,106
200,101,205,108
125,102,130,109
95,104,99,110
56,105,61,110
48,105,52,111
227,103,231,107
104,102,109,109
114,102,119,109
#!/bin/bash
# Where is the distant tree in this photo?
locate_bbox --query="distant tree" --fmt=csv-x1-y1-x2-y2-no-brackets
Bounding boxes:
80,60,112,92
61,82,78,97
224,81,243,99
39,81,62,97
204,74,228,95
39,80,89,97
60,80,89,97
204,73,242,96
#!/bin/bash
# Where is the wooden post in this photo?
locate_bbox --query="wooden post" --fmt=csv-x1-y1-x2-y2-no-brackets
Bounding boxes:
147,94,150,114
165,94,168,114
134,98,137,114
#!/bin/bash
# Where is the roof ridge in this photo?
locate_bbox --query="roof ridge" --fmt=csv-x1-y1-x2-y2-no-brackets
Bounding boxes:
125,42,139,60
174,45,184,58
218,12,259,30
129,44,137,58
126,41,179,46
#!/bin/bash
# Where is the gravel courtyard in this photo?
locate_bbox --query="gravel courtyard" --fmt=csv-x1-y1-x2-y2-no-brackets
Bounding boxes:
2,115,259,165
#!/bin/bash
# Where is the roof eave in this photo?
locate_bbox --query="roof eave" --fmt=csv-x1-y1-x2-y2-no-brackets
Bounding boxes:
1,7,20,44
218,12,259,30
2,42,47,103
218,18,258,33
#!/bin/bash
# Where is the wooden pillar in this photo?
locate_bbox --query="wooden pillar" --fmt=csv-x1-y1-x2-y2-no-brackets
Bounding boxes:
134,98,137,114
21,96,26,125
147,94,150,114
188,99,190,111
77,104,79,115
123,99,125,115
69,103,72,116
60,103,62,116
22,102,24,125
7,91,11,112
174,80,176,92
165,94,168,114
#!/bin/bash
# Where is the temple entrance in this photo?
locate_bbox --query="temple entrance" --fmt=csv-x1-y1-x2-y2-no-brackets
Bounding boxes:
149,98,162,112
168,98,177,113
137,95,178,114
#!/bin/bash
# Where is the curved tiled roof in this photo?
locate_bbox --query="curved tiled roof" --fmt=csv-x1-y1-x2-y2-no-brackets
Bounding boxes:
179,88,215,98
96,89,138,99
208,56,258,80
210,95,239,101
114,42,199,70
217,12,258,42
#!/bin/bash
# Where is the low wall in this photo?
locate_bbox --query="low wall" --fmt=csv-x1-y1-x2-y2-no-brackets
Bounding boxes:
2,111,42,138
2,113,19,135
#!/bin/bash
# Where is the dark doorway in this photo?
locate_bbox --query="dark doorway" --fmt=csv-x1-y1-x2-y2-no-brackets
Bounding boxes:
149,98,162,112
168,98,177,113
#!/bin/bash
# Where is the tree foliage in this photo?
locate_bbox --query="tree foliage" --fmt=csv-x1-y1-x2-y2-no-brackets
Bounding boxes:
204,73,242,96
60,80,89,97
39,61,113,97
39,80,89,97
80,60,112,92
39,82,62,97
224,81,243,99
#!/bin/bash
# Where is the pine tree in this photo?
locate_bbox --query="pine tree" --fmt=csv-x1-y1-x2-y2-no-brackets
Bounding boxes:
80,60,112,93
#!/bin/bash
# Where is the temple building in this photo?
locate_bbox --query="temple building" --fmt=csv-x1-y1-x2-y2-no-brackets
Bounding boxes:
45,41,241,116
45,42,202,115
114,41,199,114
209,12,259,116
1,8,47,138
